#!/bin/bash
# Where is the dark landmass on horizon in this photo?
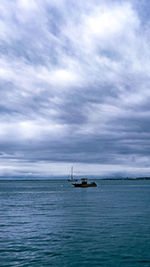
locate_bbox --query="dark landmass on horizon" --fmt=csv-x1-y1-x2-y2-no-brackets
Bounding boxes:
100,177,150,180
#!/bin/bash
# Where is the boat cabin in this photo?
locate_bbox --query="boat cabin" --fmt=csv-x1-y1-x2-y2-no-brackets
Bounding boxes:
81,178,88,185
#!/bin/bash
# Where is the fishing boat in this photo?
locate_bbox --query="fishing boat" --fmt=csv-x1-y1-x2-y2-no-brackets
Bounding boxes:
68,167,78,182
72,178,97,187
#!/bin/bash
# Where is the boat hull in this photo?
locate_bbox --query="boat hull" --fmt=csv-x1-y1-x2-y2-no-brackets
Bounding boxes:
72,183,97,187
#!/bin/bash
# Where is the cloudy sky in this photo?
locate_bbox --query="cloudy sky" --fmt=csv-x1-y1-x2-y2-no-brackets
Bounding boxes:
0,0,150,178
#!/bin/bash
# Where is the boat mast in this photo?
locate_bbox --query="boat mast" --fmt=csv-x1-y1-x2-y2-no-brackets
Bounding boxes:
71,166,73,180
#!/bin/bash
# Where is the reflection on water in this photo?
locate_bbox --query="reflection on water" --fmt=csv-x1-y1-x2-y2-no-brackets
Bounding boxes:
0,180,150,266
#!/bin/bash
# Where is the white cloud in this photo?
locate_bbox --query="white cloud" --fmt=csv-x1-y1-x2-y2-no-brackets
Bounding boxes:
0,158,150,177
17,0,37,11
0,119,68,142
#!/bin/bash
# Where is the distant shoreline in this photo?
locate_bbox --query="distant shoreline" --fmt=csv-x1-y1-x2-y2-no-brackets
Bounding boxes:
101,177,150,180
0,176,150,181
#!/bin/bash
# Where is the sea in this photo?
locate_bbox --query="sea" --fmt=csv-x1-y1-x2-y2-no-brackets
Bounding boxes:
0,179,150,267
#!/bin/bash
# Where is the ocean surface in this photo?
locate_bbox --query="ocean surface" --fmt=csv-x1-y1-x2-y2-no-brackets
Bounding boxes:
0,179,150,267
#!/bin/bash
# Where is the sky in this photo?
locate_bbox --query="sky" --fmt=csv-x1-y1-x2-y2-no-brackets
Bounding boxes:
0,0,150,178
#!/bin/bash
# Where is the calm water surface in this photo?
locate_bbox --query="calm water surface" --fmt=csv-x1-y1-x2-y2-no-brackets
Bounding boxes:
0,179,150,266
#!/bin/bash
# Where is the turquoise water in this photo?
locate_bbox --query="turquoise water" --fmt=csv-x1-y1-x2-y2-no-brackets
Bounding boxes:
0,180,150,266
